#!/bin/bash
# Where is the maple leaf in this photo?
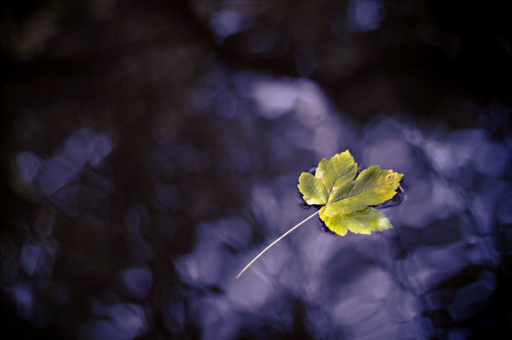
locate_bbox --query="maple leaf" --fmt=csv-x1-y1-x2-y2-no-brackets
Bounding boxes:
237,150,403,278
298,150,403,235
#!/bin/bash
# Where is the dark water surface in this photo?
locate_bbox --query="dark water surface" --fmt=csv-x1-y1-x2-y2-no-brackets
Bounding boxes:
1,1,511,339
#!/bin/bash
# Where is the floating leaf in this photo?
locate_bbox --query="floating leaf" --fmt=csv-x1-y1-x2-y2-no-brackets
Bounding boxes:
237,150,403,278
299,151,402,235
298,151,356,205
319,207,392,236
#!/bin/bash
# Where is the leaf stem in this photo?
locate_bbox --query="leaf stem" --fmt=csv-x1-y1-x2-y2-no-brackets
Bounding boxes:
236,210,320,279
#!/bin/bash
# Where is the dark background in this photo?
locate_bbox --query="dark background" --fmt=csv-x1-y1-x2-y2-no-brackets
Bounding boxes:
1,1,511,339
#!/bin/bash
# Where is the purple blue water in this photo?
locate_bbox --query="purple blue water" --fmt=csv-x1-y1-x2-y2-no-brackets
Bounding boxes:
1,1,511,339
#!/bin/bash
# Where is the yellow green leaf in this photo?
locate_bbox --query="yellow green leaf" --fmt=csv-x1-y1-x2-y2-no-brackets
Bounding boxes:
298,151,403,236
319,207,392,236
237,150,403,278
315,150,357,201
298,172,328,205
297,150,357,205
322,166,403,217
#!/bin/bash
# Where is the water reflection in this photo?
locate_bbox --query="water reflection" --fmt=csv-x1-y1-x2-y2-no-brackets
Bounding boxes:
2,1,511,339
5,84,510,339
347,0,385,32
211,9,245,38
85,302,148,340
